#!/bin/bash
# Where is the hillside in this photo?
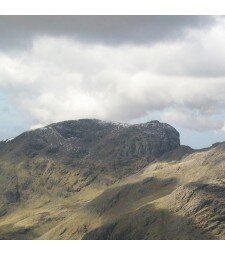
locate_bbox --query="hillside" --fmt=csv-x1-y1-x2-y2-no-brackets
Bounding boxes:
1,119,225,239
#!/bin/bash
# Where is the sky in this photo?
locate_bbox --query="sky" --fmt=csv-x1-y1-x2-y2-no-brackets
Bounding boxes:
1,16,225,148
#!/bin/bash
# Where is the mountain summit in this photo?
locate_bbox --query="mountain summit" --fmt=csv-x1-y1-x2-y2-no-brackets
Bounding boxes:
1,119,180,160
0,119,180,176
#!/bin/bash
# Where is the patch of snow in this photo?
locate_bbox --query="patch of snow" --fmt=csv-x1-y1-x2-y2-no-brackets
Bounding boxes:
5,137,14,143
30,123,45,130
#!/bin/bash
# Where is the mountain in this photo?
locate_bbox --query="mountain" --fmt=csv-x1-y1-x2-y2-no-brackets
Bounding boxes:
1,119,225,239
0,119,179,214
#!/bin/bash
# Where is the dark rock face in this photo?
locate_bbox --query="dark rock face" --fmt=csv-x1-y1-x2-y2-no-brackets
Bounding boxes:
5,190,20,204
93,120,180,160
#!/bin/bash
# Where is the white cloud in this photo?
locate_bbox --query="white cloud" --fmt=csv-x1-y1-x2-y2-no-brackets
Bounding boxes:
1,19,225,132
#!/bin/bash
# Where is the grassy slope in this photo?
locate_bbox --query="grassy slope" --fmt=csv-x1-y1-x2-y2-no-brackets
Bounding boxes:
1,143,225,239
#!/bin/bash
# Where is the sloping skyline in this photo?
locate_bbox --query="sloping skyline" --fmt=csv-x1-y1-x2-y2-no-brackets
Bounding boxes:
1,15,225,148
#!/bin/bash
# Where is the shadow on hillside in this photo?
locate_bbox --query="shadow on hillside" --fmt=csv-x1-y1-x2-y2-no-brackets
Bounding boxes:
82,203,215,240
86,176,178,217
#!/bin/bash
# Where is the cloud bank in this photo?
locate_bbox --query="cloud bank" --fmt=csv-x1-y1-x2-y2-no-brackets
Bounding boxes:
0,16,214,49
1,16,225,138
